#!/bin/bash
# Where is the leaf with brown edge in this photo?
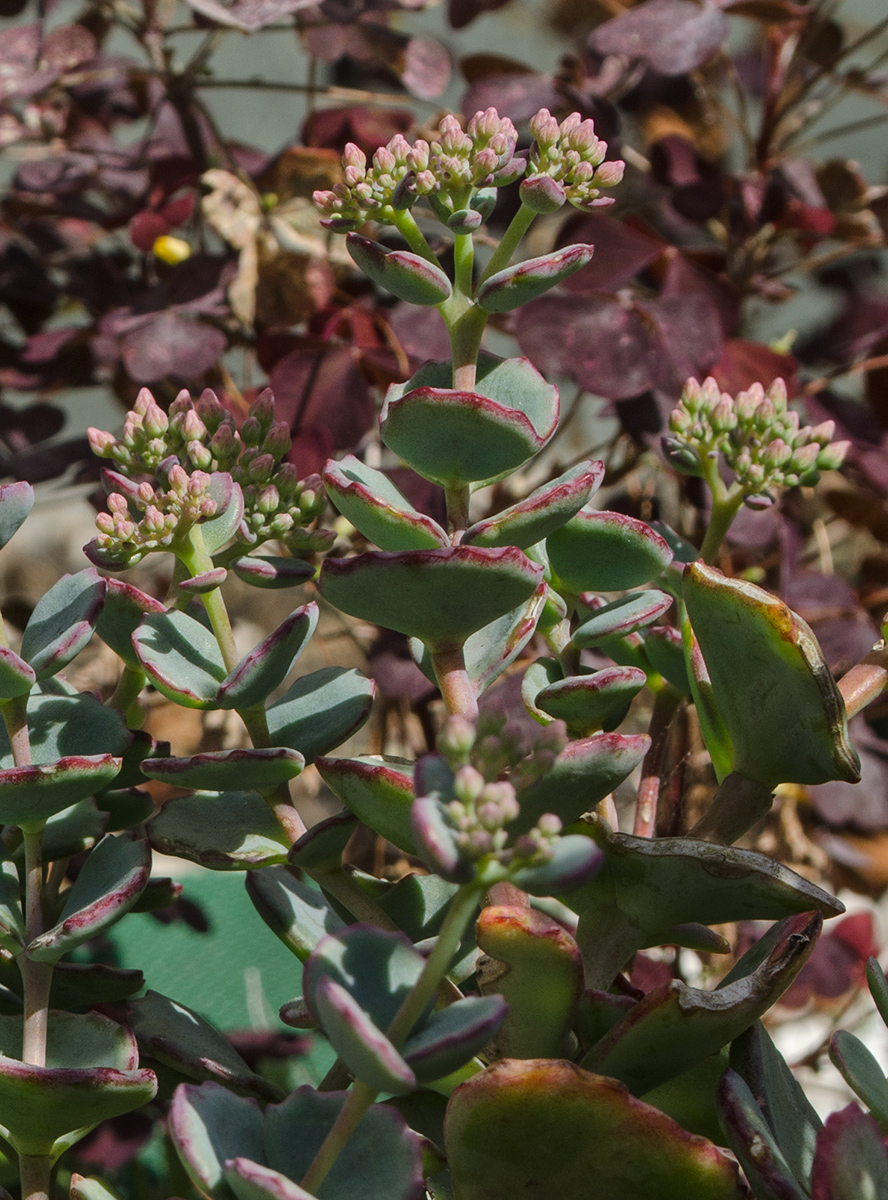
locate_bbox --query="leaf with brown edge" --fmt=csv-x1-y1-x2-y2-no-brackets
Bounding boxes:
445,1059,747,1200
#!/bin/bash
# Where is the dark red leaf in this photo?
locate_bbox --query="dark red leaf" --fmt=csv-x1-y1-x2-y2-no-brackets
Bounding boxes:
780,913,877,1009
74,1113,153,1171
15,153,95,196
129,210,170,253
810,1104,888,1200
637,293,723,386
710,339,799,397
386,304,452,369
461,72,562,126
591,0,729,76
121,312,227,383
660,252,741,337
650,135,726,222
557,213,665,293
401,35,451,100
41,24,97,72
0,25,57,100
159,192,197,227
302,105,414,155
268,343,375,452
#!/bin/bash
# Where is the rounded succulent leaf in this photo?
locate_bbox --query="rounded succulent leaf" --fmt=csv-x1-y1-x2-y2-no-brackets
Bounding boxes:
318,547,544,649
346,232,453,305
462,462,604,549
324,455,448,551
547,511,673,595
381,354,559,487
475,244,594,313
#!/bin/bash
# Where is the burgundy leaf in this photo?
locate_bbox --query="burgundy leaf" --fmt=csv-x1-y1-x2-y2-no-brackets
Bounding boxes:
591,0,729,75
302,105,414,155
0,25,57,100
811,1104,888,1200
779,913,877,1010
15,153,95,196
73,1112,153,1171
41,24,97,72
129,210,170,253
401,36,451,100
268,344,375,452
660,252,741,337
637,293,723,388
557,213,665,293
461,71,562,126
387,304,453,369
649,134,726,222
711,339,799,397
810,720,888,830
121,312,227,383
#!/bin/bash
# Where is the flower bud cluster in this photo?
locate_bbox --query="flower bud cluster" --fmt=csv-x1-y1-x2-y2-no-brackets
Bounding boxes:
313,108,523,228
664,376,851,506
89,388,330,559
93,467,217,568
521,110,625,213
444,764,563,869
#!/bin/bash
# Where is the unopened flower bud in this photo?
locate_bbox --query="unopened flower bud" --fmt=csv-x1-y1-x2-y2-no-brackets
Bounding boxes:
438,715,476,763
710,397,737,433
270,512,294,536
250,390,276,432
241,416,262,446
810,420,836,445
520,174,566,214
168,465,189,494
342,143,366,174
248,453,275,484
454,765,485,806
188,441,213,470
257,484,280,514
537,813,562,836
592,160,624,187
817,440,850,470
88,428,116,457
263,421,291,460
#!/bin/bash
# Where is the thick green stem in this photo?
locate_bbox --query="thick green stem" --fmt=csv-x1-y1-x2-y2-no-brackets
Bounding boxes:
20,1154,51,1200
176,526,239,672
299,882,481,1195
445,484,471,541
453,231,474,297
21,826,52,1067
431,643,478,721
477,203,537,286
109,664,147,726
390,209,439,264
699,473,745,565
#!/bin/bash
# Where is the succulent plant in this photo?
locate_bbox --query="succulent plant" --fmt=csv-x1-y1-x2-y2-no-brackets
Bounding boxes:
0,103,885,1200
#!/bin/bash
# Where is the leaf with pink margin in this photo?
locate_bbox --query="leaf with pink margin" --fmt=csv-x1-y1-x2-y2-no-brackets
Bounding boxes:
547,511,673,596
462,462,604,549
170,1082,266,1200
28,831,150,963
401,995,506,1083
0,1010,137,1070
128,990,283,1102
581,912,821,1095
0,1056,157,1158
201,474,244,555
217,604,319,710
224,1159,314,1200
716,1069,811,1200
477,906,583,1059
0,754,122,829
245,865,345,962
514,732,651,834
179,568,229,594
315,756,418,856
381,353,558,487
445,1059,746,1200
149,790,290,871
810,1102,888,1199
0,644,35,699
476,245,595,313
512,836,604,895
0,480,33,550
534,666,648,736
266,667,375,764
230,556,315,589
70,1173,126,1200
21,569,105,679
263,1087,424,1200
95,579,166,670
324,456,448,552
346,233,452,307
411,795,470,882
313,975,417,1094
303,926,427,1033
318,547,544,649
684,562,860,787
572,590,673,648
590,0,729,75
133,610,227,709
643,625,690,694
141,747,304,791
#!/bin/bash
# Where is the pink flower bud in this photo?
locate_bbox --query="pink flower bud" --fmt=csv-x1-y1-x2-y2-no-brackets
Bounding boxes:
183,410,207,441
88,428,116,457
372,146,396,175
530,108,559,147
168,465,189,493
137,481,155,504
342,142,366,173
810,420,836,444
133,388,153,417
467,107,500,141
144,505,165,533
108,493,128,514
817,440,850,470
592,160,625,187
519,174,566,214
407,140,430,172
95,513,114,535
